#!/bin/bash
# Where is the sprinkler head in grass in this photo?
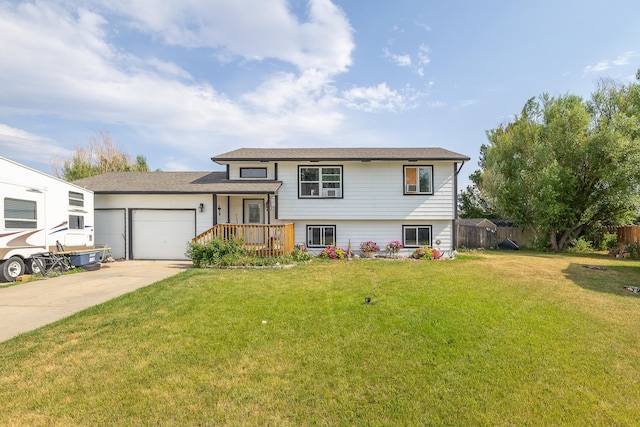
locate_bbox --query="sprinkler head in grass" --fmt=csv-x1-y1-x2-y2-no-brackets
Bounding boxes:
364,297,371,304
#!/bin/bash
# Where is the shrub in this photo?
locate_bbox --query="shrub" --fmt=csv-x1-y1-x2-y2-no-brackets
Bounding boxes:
186,237,248,267
411,246,441,260
601,233,618,251
567,237,593,253
291,249,314,262
320,246,347,259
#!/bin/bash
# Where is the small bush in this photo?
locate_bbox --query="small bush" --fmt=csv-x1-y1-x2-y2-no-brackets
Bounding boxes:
320,246,347,259
567,237,593,253
186,237,249,267
601,233,618,251
411,247,441,260
291,249,314,262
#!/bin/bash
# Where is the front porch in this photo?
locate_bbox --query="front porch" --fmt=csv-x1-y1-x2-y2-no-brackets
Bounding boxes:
192,223,295,257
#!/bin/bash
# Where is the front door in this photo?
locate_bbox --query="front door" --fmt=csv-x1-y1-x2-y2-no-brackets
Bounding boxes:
243,199,265,245
244,199,264,224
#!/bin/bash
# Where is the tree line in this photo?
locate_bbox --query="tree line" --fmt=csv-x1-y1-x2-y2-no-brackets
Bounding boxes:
459,70,640,251
53,131,150,181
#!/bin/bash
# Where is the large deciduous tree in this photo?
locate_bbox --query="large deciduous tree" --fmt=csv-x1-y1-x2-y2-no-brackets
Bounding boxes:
479,76,640,251
53,132,150,181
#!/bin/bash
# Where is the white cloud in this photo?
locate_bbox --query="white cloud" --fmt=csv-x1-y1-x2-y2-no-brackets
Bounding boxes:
0,0,356,149
584,51,638,73
584,60,610,73
457,99,478,108
0,0,423,167
383,43,431,77
342,83,418,113
383,48,412,67
98,0,354,74
0,124,72,165
613,51,639,66
417,44,430,66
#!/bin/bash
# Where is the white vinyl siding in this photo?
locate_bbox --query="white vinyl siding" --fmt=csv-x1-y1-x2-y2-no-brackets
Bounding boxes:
278,161,455,220
293,220,452,254
227,164,275,180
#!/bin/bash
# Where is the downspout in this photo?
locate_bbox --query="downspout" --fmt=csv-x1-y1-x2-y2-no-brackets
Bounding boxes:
213,193,217,226
266,194,271,225
226,196,230,223
453,161,466,251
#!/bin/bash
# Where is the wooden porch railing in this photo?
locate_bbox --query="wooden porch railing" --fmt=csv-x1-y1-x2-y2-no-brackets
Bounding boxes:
192,223,295,257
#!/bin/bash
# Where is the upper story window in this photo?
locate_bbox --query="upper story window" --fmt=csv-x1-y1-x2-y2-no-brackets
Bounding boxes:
299,166,342,198
404,165,433,195
4,198,37,229
69,191,84,207
240,167,267,179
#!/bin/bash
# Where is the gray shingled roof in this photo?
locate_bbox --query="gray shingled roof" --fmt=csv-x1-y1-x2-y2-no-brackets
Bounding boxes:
212,147,470,163
73,172,282,194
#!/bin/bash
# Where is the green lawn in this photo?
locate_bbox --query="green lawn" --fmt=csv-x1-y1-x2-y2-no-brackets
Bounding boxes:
1,252,639,425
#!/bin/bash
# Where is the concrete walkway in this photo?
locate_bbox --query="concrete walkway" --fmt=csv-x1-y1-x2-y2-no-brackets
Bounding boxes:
0,260,191,342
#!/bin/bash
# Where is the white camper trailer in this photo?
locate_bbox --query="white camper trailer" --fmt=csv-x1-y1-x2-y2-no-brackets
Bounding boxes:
0,157,95,281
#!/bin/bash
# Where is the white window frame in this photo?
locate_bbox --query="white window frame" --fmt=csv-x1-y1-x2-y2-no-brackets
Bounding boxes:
299,166,343,198
69,191,84,207
403,165,433,195
4,198,37,229
307,225,336,247
403,225,432,247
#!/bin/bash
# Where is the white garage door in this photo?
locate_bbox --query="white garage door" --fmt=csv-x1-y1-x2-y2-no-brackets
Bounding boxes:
95,209,126,259
132,209,195,260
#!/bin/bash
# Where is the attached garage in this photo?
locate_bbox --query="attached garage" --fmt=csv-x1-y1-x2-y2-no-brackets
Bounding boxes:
95,209,126,259
73,171,280,261
131,209,195,260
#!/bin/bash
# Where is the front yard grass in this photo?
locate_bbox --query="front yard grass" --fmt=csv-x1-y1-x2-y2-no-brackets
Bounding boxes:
1,252,639,425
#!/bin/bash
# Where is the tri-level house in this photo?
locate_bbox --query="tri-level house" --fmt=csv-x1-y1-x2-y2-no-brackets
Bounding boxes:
74,147,469,260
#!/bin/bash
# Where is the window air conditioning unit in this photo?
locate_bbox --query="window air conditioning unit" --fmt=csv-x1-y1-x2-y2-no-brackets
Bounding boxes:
406,184,417,192
323,189,340,197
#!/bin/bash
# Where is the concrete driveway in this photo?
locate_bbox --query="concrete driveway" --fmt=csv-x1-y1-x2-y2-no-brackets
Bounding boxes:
0,260,191,342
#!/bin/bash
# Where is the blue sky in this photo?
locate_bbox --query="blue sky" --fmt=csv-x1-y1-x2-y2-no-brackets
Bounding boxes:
1,0,639,190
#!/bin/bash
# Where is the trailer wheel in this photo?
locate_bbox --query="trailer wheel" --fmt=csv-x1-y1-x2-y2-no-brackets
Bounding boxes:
25,259,41,275
2,257,25,282
83,263,101,271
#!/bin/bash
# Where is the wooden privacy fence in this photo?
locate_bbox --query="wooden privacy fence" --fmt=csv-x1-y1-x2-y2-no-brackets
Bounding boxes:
617,226,640,249
192,223,295,257
457,225,525,249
